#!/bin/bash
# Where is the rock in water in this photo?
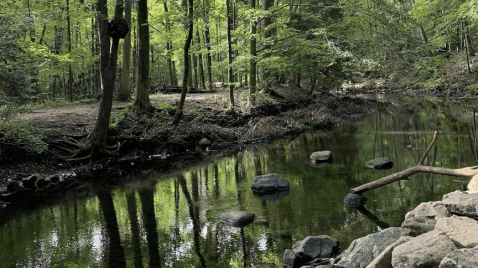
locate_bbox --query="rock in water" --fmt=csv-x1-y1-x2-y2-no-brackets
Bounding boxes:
401,201,450,236
344,193,368,207
336,227,411,268
251,174,290,200
310,151,333,164
391,231,457,268
283,235,339,268
365,158,393,170
442,190,478,219
439,247,478,268
219,211,255,228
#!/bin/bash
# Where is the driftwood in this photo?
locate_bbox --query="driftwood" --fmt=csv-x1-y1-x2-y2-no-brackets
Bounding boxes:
351,131,478,194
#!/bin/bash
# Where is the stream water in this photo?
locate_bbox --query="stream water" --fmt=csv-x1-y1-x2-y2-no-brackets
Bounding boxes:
1,95,477,268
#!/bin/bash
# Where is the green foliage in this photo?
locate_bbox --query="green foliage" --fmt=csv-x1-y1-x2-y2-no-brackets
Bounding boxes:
154,101,172,110
109,107,129,129
0,108,49,153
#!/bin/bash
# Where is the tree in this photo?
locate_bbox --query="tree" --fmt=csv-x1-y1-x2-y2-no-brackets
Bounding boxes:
119,0,132,101
133,0,152,110
172,0,194,125
249,0,257,111
226,0,234,110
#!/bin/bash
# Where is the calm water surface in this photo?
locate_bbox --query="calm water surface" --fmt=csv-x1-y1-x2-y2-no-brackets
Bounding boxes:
1,95,476,267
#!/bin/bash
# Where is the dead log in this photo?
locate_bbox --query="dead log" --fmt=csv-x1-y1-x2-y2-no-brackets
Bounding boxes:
350,131,478,194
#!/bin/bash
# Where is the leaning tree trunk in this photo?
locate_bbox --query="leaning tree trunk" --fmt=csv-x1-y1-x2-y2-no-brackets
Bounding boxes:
349,132,478,196
133,0,152,110
172,0,194,126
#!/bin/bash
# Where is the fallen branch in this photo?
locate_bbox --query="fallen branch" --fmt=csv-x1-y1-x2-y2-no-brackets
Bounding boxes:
351,131,478,194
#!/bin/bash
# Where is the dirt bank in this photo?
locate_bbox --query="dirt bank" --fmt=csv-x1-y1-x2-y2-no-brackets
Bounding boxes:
0,88,377,202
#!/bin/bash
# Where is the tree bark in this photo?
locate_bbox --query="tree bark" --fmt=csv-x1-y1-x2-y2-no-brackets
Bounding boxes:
172,0,194,125
67,0,73,101
133,0,152,109
249,0,257,112
204,4,213,91
196,31,206,90
226,0,234,110
260,0,273,90
119,0,132,100
87,0,125,155
163,0,175,86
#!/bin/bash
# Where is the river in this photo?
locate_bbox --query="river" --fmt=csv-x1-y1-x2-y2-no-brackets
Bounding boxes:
1,95,476,267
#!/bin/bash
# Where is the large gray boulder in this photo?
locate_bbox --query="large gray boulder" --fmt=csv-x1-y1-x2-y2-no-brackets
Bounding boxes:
439,247,478,268
442,191,478,219
251,174,289,195
336,227,411,268
219,211,255,228
391,231,457,268
401,201,450,235
434,215,478,248
283,235,339,268
365,158,393,170
366,236,412,268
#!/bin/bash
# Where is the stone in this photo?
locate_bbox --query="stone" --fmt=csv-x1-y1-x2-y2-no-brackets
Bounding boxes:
6,179,21,194
251,174,289,195
401,201,450,235
365,158,393,170
199,138,211,145
434,215,478,248
344,193,368,208
283,235,339,268
336,227,411,268
468,173,478,191
292,235,339,260
22,174,42,189
310,151,333,163
253,189,289,201
439,247,478,268
366,236,412,268
219,211,255,228
442,190,478,219
391,231,457,268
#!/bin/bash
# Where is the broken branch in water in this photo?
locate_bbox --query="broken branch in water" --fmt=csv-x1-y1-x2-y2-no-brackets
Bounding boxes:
350,131,478,194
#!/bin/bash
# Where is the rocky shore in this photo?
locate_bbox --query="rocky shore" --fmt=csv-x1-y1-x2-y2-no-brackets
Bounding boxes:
283,190,478,268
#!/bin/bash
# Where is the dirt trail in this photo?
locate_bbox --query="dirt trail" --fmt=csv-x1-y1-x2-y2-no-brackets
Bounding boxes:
20,91,229,130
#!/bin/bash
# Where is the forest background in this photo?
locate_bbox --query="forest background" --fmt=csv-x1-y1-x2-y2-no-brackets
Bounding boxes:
2,0,478,158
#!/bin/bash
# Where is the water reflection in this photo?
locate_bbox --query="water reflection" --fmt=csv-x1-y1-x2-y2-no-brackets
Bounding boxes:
0,95,476,267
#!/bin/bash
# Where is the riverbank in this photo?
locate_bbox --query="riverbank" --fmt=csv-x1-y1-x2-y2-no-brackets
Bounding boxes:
283,189,478,268
0,88,377,206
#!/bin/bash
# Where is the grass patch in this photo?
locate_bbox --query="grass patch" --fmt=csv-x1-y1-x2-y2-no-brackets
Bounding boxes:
109,107,130,129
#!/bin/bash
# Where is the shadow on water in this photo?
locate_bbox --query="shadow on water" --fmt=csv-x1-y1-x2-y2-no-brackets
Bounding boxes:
1,94,477,267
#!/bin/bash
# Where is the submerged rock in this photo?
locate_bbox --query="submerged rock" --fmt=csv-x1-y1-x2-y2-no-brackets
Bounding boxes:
344,193,368,207
401,201,450,235
253,189,289,201
439,247,478,268
310,151,333,164
283,235,339,268
336,227,410,268
391,231,457,268
251,174,289,195
442,190,478,219
365,158,393,170
219,211,255,228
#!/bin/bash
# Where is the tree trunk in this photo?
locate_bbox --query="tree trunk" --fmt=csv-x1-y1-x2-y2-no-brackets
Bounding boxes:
196,31,206,90
226,0,234,110
133,0,152,109
87,0,125,153
260,0,273,90
172,0,194,126
67,0,73,101
163,0,175,86
188,54,194,87
119,0,132,100
204,17,213,91
249,0,256,112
